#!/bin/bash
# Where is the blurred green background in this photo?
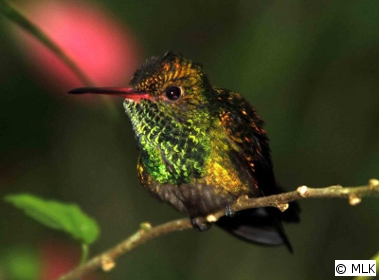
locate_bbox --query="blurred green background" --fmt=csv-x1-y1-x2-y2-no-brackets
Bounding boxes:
1,0,378,279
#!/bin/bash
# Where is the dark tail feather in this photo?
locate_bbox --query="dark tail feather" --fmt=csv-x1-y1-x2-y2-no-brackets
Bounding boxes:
216,204,299,252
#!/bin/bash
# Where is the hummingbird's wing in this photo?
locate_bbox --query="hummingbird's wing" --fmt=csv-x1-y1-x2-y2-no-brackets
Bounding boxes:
214,88,276,195
214,88,299,251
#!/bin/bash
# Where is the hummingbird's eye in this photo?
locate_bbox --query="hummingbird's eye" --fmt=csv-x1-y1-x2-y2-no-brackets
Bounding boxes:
165,86,182,101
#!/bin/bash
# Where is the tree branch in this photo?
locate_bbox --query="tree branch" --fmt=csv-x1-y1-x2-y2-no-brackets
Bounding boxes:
58,179,379,280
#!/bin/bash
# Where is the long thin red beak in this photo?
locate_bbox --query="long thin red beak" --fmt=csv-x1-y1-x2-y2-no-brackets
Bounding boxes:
68,87,150,102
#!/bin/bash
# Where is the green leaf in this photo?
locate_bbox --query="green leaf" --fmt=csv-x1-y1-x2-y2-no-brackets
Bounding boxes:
4,193,100,244
354,251,379,280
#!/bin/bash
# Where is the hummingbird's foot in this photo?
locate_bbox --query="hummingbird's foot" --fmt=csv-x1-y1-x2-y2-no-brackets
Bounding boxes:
191,217,212,232
224,205,235,217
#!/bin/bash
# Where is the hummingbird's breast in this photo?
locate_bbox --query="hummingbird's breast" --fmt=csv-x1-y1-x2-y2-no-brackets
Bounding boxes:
136,124,259,216
125,96,260,216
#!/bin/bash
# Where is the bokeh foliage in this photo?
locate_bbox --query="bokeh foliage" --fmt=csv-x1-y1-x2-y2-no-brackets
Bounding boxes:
1,0,378,279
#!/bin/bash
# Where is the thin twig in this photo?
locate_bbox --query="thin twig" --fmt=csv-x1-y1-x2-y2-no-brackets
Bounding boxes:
58,179,379,280
0,0,94,86
0,0,118,114
59,220,193,280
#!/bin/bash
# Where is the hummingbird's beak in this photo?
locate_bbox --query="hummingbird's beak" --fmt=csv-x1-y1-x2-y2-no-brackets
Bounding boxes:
68,87,150,102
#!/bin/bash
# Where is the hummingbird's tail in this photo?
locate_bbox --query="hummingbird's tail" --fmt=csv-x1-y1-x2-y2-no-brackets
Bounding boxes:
215,201,299,252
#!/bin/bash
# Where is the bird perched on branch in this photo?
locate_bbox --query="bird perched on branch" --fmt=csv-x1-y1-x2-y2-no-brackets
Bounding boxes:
69,51,300,251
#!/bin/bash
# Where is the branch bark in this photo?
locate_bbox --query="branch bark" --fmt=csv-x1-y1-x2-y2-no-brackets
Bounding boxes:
58,179,379,280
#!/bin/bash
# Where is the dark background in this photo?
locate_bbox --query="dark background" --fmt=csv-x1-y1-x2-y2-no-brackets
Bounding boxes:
0,0,378,279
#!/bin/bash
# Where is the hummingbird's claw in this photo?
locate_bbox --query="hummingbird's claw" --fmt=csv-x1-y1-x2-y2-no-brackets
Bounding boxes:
191,217,212,232
224,205,235,217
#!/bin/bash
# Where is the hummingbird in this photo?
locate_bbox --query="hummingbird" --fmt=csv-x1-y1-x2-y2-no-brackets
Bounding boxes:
69,52,300,251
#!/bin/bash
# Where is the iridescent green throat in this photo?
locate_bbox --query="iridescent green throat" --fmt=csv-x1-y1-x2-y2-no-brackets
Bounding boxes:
124,99,212,184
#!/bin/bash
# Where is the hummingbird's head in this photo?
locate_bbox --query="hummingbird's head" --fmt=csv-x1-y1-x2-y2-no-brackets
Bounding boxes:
69,52,215,184
129,51,212,103
69,52,213,122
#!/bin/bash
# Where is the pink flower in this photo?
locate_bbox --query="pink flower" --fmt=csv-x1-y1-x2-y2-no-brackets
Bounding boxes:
40,240,97,280
11,0,142,96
